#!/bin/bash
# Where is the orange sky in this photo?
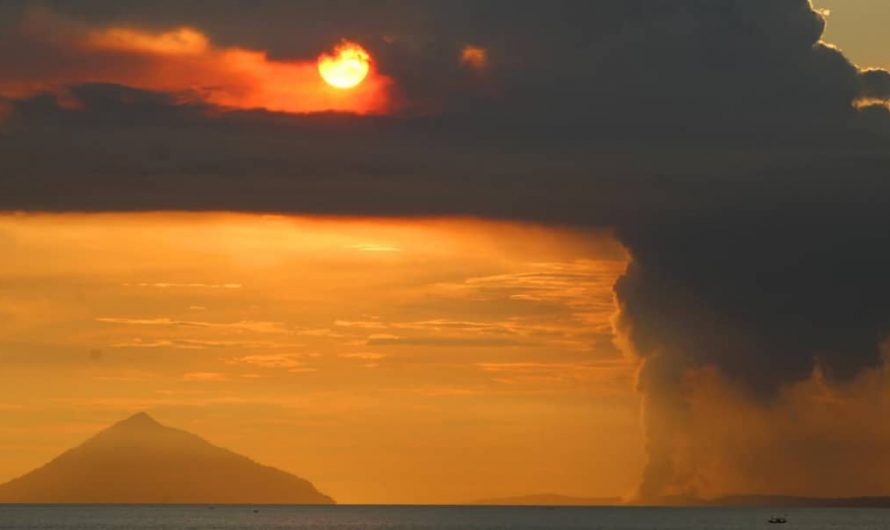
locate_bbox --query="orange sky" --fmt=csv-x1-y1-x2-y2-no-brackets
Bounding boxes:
0,213,642,504
818,0,890,70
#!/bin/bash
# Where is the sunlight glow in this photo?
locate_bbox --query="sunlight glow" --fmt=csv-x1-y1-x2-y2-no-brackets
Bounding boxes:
318,41,371,89
460,45,488,70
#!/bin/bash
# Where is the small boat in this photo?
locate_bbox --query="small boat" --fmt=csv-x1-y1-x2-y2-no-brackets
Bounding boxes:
768,517,787,524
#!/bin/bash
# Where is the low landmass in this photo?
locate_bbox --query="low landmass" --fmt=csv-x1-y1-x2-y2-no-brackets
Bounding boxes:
0,412,334,504
472,493,890,508
472,494,623,506
703,495,890,508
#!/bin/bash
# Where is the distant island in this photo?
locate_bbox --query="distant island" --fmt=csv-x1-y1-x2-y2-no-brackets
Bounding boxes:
674,495,890,508
0,412,334,504
471,493,890,508
472,494,623,506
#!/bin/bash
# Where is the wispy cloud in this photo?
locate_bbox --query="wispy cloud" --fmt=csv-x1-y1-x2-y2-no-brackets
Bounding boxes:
335,320,388,329
367,335,523,347
391,386,482,397
96,317,289,334
476,359,634,386
293,328,345,338
228,353,305,369
438,260,622,314
339,352,387,361
394,319,517,334
123,282,243,289
182,371,228,382
345,244,401,252
111,338,250,349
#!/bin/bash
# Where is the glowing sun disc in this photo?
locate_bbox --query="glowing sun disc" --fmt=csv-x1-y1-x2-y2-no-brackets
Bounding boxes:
318,41,371,89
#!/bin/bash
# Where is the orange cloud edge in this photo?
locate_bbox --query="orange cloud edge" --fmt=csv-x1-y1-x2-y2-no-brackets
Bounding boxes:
3,18,396,116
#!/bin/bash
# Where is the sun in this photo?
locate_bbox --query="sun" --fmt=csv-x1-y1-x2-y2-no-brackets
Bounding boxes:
318,40,371,90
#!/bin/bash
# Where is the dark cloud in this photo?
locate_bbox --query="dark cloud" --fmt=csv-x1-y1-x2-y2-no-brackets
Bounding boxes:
860,68,890,100
1,0,890,499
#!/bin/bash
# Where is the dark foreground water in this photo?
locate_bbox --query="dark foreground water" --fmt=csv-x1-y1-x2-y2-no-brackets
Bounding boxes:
0,505,887,530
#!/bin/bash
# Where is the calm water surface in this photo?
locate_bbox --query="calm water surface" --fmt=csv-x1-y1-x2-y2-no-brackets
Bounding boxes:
0,505,887,530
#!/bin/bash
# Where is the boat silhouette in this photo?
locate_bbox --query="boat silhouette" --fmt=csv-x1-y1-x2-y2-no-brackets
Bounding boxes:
768,516,788,524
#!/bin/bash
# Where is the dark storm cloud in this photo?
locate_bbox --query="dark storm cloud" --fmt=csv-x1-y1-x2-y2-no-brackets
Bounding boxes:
860,68,890,100
1,0,890,498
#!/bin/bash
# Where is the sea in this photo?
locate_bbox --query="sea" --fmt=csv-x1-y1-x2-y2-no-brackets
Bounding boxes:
0,505,886,530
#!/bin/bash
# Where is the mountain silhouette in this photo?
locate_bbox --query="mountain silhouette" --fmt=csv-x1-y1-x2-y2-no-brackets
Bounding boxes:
0,412,334,504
